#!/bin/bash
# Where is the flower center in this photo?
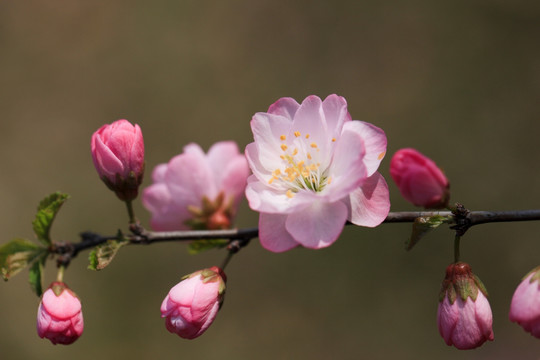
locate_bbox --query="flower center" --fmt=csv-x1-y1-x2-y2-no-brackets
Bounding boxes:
268,132,334,197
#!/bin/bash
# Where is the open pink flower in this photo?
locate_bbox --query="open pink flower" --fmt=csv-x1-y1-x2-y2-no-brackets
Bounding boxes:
437,262,494,350
245,95,390,252
509,266,540,338
390,148,449,209
161,267,226,339
91,119,145,201
142,142,249,231
37,282,84,345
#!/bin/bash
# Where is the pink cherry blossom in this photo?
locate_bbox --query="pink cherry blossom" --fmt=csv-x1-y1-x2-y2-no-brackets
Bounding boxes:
390,148,449,209
91,119,145,201
245,95,390,252
37,282,84,345
509,267,540,338
142,142,249,231
160,266,226,339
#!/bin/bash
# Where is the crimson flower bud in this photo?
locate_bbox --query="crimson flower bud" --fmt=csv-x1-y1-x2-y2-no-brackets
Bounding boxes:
509,266,540,337
437,262,494,350
37,282,84,345
390,148,449,209
161,266,226,339
91,119,145,201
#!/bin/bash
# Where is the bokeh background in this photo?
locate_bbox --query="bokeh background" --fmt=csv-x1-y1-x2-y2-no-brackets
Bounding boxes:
1,1,540,359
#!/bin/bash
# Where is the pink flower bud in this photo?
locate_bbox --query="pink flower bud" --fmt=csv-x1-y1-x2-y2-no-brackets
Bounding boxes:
509,266,540,338
91,119,145,201
390,148,449,209
161,266,226,339
437,262,494,350
37,282,84,345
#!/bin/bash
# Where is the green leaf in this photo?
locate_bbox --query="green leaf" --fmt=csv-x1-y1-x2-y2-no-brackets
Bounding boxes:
0,239,44,280
32,192,70,246
88,233,128,271
405,215,452,251
28,252,48,297
188,239,229,255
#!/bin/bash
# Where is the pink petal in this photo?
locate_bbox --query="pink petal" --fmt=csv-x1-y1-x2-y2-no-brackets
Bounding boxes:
245,175,312,214
183,143,205,157
321,94,350,138
346,172,390,227
343,121,387,177
258,213,299,252
207,141,242,186
41,289,81,320
245,142,274,185
267,97,300,121
151,164,168,183
290,96,330,161
285,201,348,249
250,112,293,172
220,156,250,208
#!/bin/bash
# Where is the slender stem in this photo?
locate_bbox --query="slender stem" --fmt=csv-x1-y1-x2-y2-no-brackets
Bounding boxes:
125,200,135,224
453,235,461,263
56,265,65,283
220,251,234,270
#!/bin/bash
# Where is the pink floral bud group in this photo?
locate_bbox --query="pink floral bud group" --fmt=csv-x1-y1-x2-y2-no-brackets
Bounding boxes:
37,282,84,345
161,266,226,339
509,266,540,337
91,119,145,201
390,148,449,209
437,262,493,350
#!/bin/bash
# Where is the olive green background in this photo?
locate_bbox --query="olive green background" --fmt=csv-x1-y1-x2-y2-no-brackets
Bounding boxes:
1,1,540,359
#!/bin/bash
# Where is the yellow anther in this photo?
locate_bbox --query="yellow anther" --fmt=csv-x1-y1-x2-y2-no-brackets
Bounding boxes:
305,134,310,139
268,176,276,184
297,160,305,168
332,138,336,142
294,131,301,137
286,189,294,198
280,135,286,141
280,155,285,160
281,144,288,151
378,151,386,160
310,142,317,148
292,148,298,156
273,169,281,176
307,153,312,160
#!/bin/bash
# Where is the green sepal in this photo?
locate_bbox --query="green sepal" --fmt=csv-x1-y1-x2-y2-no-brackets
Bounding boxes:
524,266,540,283
0,238,45,281
32,192,70,246
28,251,48,297
405,215,452,251
188,239,228,255
87,231,128,271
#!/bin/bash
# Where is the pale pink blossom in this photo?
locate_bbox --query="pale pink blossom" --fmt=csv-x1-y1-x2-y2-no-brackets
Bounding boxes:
390,148,449,209
245,95,390,252
142,142,249,231
91,119,145,201
509,267,540,338
37,282,84,345
161,267,226,339
437,262,494,350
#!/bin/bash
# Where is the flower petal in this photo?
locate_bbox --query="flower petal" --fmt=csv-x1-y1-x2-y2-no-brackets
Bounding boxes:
245,175,312,214
322,94,350,138
258,213,299,252
345,172,390,227
285,200,348,249
267,97,300,121
207,141,242,186
250,113,293,172
343,121,387,177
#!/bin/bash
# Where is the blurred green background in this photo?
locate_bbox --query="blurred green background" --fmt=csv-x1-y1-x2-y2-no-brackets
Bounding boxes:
1,1,540,359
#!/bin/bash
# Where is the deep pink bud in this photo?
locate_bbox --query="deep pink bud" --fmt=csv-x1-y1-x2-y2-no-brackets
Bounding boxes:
437,262,494,350
37,282,84,345
390,148,449,209
160,266,226,339
509,266,540,337
91,119,145,201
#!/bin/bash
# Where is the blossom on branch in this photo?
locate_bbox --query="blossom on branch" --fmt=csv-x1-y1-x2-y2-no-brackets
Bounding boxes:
91,119,145,201
161,266,226,339
37,282,84,345
390,148,449,209
509,266,540,338
142,142,249,231
437,262,494,350
245,94,390,252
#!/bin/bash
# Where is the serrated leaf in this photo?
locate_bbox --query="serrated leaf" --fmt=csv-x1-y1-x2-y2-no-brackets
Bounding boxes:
28,252,47,297
32,192,70,246
88,238,128,271
0,239,44,280
188,239,228,255
405,215,452,251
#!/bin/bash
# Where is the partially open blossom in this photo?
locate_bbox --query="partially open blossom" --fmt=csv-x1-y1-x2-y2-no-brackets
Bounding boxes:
390,148,449,209
161,266,226,339
245,94,390,252
142,142,249,231
91,119,145,201
437,262,493,350
509,266,540,338
37,282,84,345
